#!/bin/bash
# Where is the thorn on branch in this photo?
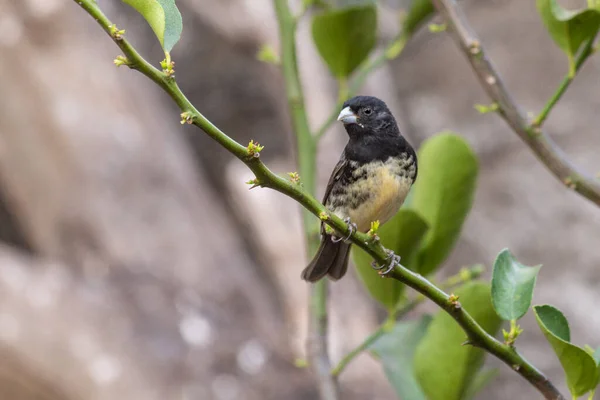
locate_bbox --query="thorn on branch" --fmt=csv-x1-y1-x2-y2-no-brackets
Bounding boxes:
113,55,130,67
247,140,264,158
245,178,261,190
180,111,194,125
109,24,125,40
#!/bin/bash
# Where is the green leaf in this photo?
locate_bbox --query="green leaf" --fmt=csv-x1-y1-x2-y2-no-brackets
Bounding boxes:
122,0,183,53
311,4,377,78
491,248,541,320
463,368,499,400
536,0,600,75
352,209,429,310
590,346,600,389
369,316,432,400
533,305,598,397
414,282,502,400
401,0,434,37
409,132,478,275
256,44,280,65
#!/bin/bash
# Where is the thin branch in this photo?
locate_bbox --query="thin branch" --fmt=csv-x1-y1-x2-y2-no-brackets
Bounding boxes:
330,264,484,377
388,268,564,400
533,37,596,128
431,0,600,208
74,1,564,399
273,1,338,398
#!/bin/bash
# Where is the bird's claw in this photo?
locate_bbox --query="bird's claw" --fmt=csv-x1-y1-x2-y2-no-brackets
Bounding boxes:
331,218,357,243
371,250,401,276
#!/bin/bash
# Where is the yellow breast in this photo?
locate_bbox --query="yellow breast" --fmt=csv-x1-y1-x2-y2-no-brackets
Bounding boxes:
347,164,412,232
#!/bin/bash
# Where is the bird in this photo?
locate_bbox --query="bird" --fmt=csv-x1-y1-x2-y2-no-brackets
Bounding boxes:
301,95,418,282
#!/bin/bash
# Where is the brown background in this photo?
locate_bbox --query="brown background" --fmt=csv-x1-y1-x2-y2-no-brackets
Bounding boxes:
0,0,598,399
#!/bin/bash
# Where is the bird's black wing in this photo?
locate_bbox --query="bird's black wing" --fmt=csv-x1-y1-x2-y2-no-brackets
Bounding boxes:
320,154,348,234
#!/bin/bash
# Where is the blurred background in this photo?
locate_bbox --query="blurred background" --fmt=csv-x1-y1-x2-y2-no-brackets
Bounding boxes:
0,0,599,399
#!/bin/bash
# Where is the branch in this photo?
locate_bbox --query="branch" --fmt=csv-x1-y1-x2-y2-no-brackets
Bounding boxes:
331,264,484,377
271,1,337,399
74,1,564,399
431,0,600,208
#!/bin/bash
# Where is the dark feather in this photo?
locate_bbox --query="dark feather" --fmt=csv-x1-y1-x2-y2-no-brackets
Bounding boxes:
301,236,351,282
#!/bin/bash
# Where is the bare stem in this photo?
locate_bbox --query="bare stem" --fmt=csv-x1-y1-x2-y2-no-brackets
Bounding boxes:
431,0,600,209
74,1,564,398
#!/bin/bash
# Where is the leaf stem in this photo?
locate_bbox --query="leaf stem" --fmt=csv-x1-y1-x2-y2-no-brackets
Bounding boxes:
533,37,596,128
74,1,564,398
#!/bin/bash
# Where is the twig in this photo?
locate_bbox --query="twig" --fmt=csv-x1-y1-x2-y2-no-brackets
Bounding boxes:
74,1,564,399
431,0,600,208
533,37,596,128
330,265,484,377
386,266,564,400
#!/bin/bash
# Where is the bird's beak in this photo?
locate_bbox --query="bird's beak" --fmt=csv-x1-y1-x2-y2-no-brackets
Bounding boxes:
337,106,358,125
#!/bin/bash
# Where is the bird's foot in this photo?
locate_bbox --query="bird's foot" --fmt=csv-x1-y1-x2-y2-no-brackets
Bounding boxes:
371,250,401,276
331,217,357,243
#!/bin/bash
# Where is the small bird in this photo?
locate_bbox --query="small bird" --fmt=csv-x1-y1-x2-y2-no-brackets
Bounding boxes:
301,95,418,282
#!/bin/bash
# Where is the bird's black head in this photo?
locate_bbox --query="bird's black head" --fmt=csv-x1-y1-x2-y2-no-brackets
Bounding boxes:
337,95,399,139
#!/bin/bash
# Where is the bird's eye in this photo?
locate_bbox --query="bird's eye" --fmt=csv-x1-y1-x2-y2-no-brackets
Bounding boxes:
363,108,372,115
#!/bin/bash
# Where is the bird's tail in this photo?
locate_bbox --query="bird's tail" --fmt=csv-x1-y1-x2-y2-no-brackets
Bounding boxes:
301,236,351,282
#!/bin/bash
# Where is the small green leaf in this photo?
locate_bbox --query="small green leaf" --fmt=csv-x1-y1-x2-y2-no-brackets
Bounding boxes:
491,249,541,321
256,44,280,65
352,209,429,310
533,305,598,397
369,316,432,400
409,132,478,275
311,4,377,78
536,0,600,75
462,368,499,400
414,282,502,400
474,103,499,114
122,0,183,53
401,0,435,37
591,346,600,389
